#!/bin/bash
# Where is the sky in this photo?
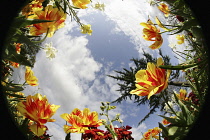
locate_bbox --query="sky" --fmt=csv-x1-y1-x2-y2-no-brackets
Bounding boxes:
11,0,189,139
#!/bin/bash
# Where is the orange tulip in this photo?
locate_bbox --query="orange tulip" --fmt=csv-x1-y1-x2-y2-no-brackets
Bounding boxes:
130,58,171,99
158,3,170,17
176,89,189,101
25,66,38,86
162,116,176,125
60,108,103,133
21,0,43,18
140,20,163,50
141,127,161,140
17,93,60,136
10,61,19,68
14,43,22,54
28,5,66,37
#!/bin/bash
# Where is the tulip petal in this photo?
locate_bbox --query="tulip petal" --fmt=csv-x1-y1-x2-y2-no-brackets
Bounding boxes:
29,124,47,136
148,35,163,50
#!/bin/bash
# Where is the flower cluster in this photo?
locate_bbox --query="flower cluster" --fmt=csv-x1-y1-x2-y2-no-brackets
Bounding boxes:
82,125,134,140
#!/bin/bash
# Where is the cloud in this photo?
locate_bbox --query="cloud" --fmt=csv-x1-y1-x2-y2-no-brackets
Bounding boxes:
102,0,152,54
131,123,147,139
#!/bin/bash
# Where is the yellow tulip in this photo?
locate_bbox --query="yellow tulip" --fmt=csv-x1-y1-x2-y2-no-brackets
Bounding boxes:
17,93,60,136
158,3,170,17
130,58,171,99
176,89,188,101
21,0,43,18
141,127,161,140
72,0,91,9
25,66,38,86
60,108,103,133
28,5,67,37
140,19,163,49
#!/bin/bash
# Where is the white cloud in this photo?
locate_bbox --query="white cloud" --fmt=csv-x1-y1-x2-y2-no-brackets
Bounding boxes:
102,0,151,54
131,123,147,139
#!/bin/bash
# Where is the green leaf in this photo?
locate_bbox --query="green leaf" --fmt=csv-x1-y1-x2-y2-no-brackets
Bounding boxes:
159,63,198,70
168,126,179,136
12,18,54,28
158,122,168,137
5,92,25,98
4,53,33,67
71,6,80,9
3,85,24,92
12,31,37,46
169,19,199,35
167,126,189,139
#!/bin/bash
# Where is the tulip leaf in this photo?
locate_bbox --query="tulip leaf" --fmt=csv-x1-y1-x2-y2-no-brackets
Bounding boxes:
12,18,54,28
3,85,24,92
4,53,33,67
158,122,168,137
169,19,198,35
71,6,80,9
5,92,25,98
167,126,189,139
12,31,38,46
159,63,198,70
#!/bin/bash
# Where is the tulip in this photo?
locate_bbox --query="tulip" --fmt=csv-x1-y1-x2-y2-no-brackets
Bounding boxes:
17,93,60,136
130,58,171,99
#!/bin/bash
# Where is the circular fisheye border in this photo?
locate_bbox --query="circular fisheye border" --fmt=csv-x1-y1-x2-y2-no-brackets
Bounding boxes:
0,0,209,139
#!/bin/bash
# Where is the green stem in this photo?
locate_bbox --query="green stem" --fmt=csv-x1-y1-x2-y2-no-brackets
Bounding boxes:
153,24,181,27
168,81,190,87
159,63,197,70
159,27,179,34
106,105,117,140
66,1,83,26
22,81,27,86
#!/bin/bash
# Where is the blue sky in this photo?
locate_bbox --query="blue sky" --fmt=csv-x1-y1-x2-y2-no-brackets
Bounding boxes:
11,0,189,139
